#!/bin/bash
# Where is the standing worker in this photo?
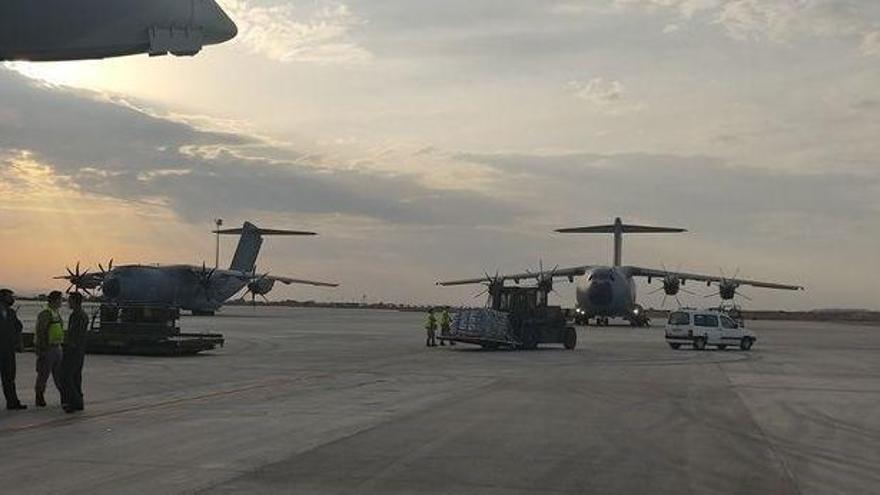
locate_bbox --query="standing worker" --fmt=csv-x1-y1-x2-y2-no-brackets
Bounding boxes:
425,307,437,347
439,307,455,347
0,289,26,410
61,292,88,413
34,290,65,407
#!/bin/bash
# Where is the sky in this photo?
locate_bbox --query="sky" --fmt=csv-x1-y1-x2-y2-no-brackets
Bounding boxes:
1,0,879,309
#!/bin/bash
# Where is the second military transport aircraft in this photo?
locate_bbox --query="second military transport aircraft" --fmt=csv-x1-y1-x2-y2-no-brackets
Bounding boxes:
0,0,237,61
56,222,338,315
439,217,803,326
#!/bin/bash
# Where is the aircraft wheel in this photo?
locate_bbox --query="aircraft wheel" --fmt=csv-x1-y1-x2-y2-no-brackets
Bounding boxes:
693,337,706,350
717,344,727,350
563,328,577,350
740,337,753,351
519,329,538,350
668,342,681,350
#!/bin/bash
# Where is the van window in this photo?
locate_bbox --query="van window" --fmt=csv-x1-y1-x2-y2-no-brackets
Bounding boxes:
693,314,719,327
720,315,737,329
668,312,689,325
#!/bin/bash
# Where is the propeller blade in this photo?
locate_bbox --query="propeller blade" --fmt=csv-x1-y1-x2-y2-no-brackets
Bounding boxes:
680,288,697,296
66,266,75,277
647,286,665,295
737,291,753,301
704,291,720,298
661,294,667,308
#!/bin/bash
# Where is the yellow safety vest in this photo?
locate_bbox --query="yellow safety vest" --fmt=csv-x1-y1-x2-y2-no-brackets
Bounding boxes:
425,313,436,330
440,312,451,329
45,307,65,345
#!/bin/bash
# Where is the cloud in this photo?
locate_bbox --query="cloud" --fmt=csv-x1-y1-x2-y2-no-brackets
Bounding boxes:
862,30,880,56
219,0,372,64
0,69,520,226
457,151,880,236
612,0,880,55
614,0,721,19
567,78,639,114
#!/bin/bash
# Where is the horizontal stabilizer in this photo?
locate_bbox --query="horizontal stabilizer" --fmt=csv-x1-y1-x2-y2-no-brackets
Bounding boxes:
214,226,317,236
556,224,686,234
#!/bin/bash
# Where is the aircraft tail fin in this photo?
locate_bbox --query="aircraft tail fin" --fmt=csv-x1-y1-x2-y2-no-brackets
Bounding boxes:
215,222,317,273
555,217,686,266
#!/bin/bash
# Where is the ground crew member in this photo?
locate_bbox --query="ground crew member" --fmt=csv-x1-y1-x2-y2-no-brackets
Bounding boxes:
61,292,88,413
34,291,65,407
0,289,26,410
439,307,455,346
425,308,437,347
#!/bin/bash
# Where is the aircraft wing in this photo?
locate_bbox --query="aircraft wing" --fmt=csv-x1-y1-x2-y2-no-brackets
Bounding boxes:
437,266,593,286
267,275,339,288
628,266,803,291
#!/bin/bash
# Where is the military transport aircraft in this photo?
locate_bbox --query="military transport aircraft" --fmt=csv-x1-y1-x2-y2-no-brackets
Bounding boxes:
438,217,803,326
0,0,237,61
56,222,338,315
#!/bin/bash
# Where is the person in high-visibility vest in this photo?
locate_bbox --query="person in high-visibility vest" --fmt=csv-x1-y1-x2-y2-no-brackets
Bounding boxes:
439,307,455,346
424,308,437,347
34,291,65,407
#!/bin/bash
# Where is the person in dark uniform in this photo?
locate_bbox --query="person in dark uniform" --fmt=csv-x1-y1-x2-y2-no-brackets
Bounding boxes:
34,290,65,408
61,292,88,413
0,289,26,410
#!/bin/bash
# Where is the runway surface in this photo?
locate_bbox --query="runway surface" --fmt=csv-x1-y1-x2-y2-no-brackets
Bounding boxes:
1,303,878,494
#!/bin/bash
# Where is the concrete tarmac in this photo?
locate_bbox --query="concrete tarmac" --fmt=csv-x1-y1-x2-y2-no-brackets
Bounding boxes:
0,304,878,494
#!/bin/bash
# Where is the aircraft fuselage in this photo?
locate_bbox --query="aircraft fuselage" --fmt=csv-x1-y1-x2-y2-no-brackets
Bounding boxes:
575,266,639,320
101,264,247,313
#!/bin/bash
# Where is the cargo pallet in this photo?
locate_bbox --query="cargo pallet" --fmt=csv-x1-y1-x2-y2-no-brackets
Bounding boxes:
22,303,224,356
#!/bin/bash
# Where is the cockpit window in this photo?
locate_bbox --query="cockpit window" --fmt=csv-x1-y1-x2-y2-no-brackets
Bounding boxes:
668,312,689,325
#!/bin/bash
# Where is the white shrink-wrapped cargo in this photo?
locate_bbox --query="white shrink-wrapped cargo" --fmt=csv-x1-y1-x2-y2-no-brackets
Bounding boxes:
450,309,517,343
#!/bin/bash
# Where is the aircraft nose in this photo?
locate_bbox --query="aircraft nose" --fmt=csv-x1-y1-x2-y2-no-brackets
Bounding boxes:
103,277,122,299
588,282,613,306
202,0,238,45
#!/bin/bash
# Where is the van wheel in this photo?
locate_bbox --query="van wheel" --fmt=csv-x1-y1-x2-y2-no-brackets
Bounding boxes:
693,337,706,350
740,337,753,350
668,343,681,350
563,328,577,350
717,344,727,350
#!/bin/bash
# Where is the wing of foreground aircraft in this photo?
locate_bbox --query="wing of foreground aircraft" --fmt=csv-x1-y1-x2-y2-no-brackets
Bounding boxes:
628,266,803,291
437,266,593,286
267,275,339,288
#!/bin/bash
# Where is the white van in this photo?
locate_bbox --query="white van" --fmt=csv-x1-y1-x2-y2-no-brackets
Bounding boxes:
665,309,756,351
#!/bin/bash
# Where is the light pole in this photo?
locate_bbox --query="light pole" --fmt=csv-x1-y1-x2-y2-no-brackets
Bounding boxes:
214,218,223,269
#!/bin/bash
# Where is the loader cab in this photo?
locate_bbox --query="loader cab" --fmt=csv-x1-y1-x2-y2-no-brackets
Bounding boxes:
490,286,547,313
